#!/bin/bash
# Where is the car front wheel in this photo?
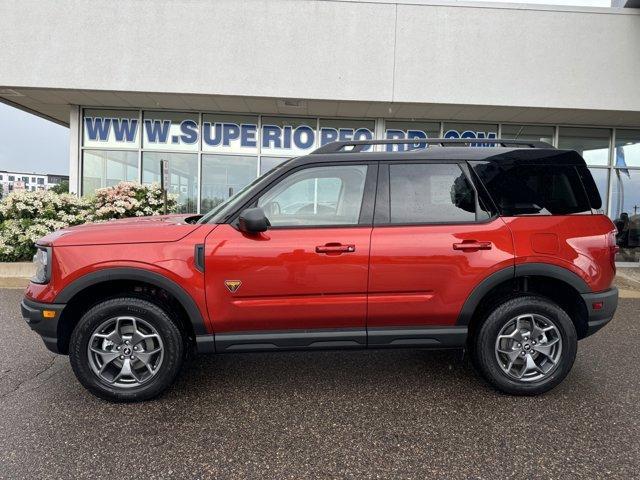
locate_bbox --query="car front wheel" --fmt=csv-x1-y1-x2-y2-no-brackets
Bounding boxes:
69,297,184,402
473,295,578,396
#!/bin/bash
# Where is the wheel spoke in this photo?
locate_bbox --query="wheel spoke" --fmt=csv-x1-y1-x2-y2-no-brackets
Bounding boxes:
92,329,121,344
131,318,160,346
521,354,542,377
498,347,521,363
530,320,545,342
135,348,161,371
533,344,556,362
90,346,120,366
498,331,519,341
112,358,141,383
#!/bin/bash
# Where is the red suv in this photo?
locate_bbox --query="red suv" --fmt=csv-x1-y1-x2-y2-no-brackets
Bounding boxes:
21,139,618,402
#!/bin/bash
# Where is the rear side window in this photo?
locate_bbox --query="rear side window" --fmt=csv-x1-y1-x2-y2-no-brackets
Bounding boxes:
470,162,593,215
388,163,483,223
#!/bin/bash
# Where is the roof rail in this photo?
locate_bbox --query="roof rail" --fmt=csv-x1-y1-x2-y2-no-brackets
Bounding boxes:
311,138,554,154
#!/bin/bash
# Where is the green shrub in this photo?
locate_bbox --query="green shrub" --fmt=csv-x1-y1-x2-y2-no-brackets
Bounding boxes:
0,190,90,261
91,182,176,221
0,182,177,262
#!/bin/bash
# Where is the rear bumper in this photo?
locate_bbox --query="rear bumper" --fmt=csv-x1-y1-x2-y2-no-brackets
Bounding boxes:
581,287,618,338
21,297,65,353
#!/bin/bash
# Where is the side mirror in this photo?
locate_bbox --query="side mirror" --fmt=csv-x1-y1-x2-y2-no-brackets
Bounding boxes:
238,208,270,234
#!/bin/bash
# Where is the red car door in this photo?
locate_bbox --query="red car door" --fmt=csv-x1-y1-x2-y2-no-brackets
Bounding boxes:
367,162,515,343
205,162,377,350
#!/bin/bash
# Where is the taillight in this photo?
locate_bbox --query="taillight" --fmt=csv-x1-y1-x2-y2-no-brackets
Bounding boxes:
607,230,618,273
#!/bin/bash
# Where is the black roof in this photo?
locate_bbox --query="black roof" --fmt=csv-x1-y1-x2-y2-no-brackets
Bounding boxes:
288,139,586,167
312,138,552,153
199,139,587,225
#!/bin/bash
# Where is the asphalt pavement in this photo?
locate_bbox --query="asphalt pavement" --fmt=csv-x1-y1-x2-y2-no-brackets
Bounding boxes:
0,288,638,479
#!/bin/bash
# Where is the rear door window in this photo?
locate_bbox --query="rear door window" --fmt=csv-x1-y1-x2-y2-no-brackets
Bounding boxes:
387,163,486,224
470,162,595,215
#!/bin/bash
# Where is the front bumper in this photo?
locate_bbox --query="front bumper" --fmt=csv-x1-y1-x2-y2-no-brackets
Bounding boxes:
580,287,618,338
21,297,66,353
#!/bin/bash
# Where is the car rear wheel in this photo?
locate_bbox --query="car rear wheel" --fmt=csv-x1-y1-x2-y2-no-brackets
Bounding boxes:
69,297,184,402
473,295,577,396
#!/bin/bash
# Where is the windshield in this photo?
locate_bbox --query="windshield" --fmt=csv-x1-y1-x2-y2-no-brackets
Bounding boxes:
197,160,293,224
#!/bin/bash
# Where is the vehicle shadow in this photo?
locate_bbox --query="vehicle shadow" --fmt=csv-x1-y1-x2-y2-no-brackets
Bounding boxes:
171,348,490,405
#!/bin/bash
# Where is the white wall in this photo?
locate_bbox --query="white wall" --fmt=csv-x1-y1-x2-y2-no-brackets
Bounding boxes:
0,0,638,112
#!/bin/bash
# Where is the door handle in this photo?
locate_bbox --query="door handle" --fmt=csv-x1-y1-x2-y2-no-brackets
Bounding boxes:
453,240,492,251
315,243,356,254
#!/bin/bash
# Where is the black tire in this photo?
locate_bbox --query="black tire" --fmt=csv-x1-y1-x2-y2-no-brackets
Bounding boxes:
69,297,184,402
472,295,577,396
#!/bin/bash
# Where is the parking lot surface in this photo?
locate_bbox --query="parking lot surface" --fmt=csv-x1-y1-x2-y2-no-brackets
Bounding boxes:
0,288,638,479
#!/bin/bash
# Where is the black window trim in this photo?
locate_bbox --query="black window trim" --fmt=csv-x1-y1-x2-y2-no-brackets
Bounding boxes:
227,161,379,230
373,160,498,227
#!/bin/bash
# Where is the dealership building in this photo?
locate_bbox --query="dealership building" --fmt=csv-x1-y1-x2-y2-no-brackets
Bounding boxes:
0,0,639,262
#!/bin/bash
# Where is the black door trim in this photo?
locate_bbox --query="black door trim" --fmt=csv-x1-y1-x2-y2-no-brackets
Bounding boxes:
197,326,468,354
367,326,467,348
214,328,366,353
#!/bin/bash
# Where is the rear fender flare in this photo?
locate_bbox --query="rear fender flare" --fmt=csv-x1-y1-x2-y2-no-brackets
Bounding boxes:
457,263,590,325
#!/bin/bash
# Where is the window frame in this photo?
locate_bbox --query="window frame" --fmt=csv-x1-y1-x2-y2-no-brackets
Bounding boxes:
374,160,495,227
228,161,379,230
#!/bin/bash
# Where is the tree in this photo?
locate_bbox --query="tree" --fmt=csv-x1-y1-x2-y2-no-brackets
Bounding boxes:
50,180,69,194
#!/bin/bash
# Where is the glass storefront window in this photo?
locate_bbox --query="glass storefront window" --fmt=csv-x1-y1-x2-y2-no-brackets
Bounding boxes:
319,118,375,151
261,116,317,157
615,129,640,169
82,150,138,196
611,169,640,263
83,109,140,149
142,152,198,213
443,122,498,143
501,124,555,145
587,167,609,213
384,121,440,151
201,155,258,213
260,156,288,175
558,127,610,166
142,111,199,152
202,113,259,155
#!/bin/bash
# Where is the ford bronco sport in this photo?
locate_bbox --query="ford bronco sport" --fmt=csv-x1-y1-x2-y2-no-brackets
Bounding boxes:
21,138,618,402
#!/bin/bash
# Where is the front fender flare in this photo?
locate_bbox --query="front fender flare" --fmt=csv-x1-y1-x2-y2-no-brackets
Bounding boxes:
55,267,208,335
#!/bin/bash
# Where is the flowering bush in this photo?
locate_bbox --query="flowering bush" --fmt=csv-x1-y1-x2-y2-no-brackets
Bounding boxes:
92,182,177,221
0,182,177,261
0,190,90,261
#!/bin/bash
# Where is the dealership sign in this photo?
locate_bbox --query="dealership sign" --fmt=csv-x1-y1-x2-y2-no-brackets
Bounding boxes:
83,115,496,154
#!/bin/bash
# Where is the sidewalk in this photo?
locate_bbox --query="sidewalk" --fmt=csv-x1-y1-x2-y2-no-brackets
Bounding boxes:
616,268,640,298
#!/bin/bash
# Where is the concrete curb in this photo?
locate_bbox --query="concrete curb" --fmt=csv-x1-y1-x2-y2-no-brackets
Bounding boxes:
0,278,29,289
0,262,34,289
0,262,34,279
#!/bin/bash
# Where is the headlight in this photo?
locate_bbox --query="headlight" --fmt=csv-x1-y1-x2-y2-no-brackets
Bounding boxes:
32,246,51,284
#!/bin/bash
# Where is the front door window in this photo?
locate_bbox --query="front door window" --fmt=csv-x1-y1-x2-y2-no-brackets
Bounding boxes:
257,165,368,226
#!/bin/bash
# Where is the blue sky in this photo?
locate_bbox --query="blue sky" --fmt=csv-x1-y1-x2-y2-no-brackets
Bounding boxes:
0,103,69,175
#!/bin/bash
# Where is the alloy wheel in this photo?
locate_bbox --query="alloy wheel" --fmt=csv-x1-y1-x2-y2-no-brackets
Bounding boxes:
87,316,164,388
494,313,563,382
